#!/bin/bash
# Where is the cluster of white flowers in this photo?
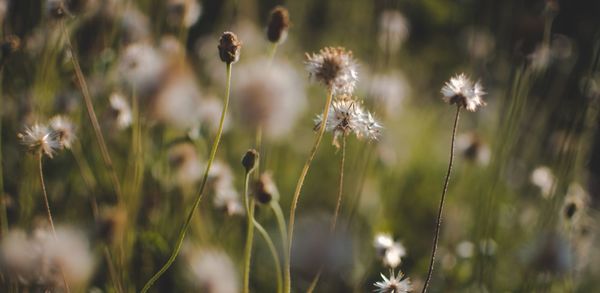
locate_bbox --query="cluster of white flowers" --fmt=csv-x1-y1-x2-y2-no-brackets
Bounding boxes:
373,233,412,292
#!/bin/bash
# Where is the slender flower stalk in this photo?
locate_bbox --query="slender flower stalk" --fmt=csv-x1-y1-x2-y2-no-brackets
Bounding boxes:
254,220,283,293
422,74,485,292
306,135,347,293
59,20,122,201
242,172,256,293
284,88,333,292
141,33,239,291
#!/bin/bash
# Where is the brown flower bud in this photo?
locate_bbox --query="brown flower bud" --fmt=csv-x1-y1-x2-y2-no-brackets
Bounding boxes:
253,172,278,204
267,6,290,44
218,32,241,64
242,149,259,173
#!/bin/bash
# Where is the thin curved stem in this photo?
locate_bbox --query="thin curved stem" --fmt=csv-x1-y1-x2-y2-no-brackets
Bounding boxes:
243,171,256,293
284,88,334,293
140,63,233,293
306,135,347,293
37,153,71,293
271,201,288,260
422,105,461,293
59,20,122,201
254,220,283,293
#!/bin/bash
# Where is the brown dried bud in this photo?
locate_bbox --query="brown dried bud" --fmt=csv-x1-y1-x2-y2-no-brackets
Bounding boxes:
267,6,290,44
242,149,259,173
218,32,241,64
253,172,278,204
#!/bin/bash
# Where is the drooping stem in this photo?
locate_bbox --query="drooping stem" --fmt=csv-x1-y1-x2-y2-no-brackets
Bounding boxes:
284,88,334,293
59,20,122,201
306,135,347,293
271,200,288,263
422,105,461,293
37,153,71,293
254,220,283,293
141,63,233,293
243,171,256,293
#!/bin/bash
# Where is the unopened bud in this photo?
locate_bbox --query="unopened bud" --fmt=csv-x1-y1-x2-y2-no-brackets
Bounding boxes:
242,149,259,173
253,172,278,204
218,32,241,64
267,6,290,44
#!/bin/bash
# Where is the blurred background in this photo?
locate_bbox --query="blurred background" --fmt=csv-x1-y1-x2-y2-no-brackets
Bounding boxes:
0,0,599,292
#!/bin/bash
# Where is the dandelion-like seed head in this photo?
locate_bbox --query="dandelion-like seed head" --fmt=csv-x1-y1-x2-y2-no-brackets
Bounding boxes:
218,32,241,64
267,6,290,44
49,115,76,150
374,270,412,293
305,47,358,94
315,96,382,147
18,124,61,158
441,73,486,112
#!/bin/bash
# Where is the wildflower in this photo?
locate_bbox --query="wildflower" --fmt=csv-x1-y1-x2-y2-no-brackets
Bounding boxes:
530,166,556,199
378,10,410,52
253,172,279,204
373,233,406,269
241,149,259,174
185,248,239,293
166,0,202,28
233,59,307,140
305,47,358,94
374,270,412,293
109,92,133,130
49,115,76,149
120,8,151,45
314,96,382,147
218,32,241,64
267,6,290,44
456,241,475,258
18,123,61,158
456,132,491,166
152,71,204,131
441,73,486,112
210,161,244,216
561,183,589,225
368,71,410,116
118,43,165,95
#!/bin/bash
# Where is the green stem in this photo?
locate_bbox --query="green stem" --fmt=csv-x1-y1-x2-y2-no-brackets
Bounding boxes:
243,171,256,293
140,63,233,293
422,105,461,293
59,20,122,201
271,201,288,259
306,135,347,293
254,221,283,293
284,88,334,293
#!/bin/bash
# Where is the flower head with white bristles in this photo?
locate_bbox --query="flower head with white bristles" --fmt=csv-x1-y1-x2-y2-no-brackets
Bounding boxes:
441,73,486,112
314,96,382,147
374,270,412,293
49,115,76,150
305,47,358,95
18,123,61,158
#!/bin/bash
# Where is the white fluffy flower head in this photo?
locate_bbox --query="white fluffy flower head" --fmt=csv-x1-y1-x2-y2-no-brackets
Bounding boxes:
18,123,61,158
315,96,382,147
374,270,412,293
441,73,486,112
49,115,76,150
305,47,358,94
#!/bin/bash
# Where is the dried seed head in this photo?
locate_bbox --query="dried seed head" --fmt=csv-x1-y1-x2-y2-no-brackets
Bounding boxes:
242,149,259,174
305,47,358,94
441,73,486,112
218,32,241,64
18,123,61,158
49,115,76,150
253,172,279,204
267,6,290,44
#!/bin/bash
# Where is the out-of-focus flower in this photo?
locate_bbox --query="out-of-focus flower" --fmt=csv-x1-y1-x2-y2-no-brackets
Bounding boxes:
456,132,491,166
561,183,589,226
233,59,307,140
314,96,382,147
210,161,244,216
166,0,202,28
152,70,204,131
374,270,412,293
456,241,475,258
521,233,572,275
120,8,151,45
266,6,290,44
529,45,551,71
368,71,410,117
378,10,410,52
305,47,358,95
118,42,165,95
463,28,495,59
373,233,406,269
253,172,279,204
49,115,76,150
18,123,61,158
168,143,203,186
184,248,239,293
198,96,230,134
441,73,486,112
0,227,94,289
108,92,132,130
530,166,556,199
